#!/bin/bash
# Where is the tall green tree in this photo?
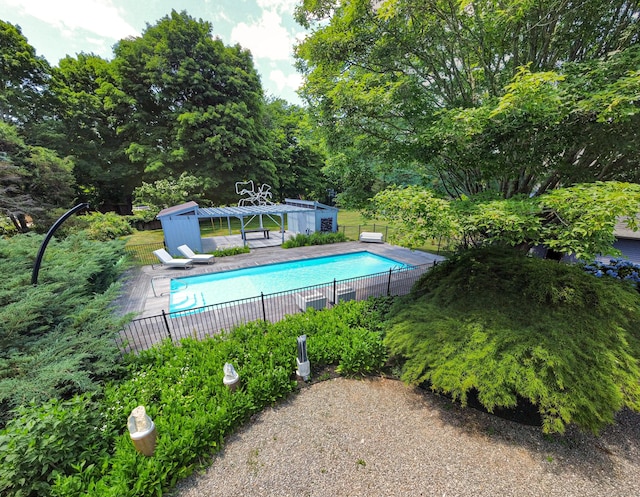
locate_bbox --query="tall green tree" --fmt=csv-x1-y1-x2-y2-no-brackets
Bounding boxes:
263,98,327,201
295,0,640,199
0,21,51,126
110,10,275,203
47,53,138,210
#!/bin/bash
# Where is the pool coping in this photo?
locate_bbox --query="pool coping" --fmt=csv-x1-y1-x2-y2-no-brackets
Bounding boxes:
116,241,446,319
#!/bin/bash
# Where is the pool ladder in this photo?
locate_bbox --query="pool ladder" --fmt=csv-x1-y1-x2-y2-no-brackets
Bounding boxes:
151,276,189,298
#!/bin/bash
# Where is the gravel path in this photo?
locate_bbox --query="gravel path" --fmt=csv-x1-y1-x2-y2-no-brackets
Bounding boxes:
172,377,640,497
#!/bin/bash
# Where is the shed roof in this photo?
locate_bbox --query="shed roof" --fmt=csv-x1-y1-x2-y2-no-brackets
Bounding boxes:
614,217,640,240
157,200,336,220
156,201,199,218
284,198,338,211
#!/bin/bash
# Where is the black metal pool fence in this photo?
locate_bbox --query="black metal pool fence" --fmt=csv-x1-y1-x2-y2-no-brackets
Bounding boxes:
117,262,436,354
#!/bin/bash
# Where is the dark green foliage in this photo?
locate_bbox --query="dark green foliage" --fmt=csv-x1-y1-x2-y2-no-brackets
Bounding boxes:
0,233,128,424
0,121,76,231
0,394,110,497
40,299,387,497
385,247,640,434
282,231,347,248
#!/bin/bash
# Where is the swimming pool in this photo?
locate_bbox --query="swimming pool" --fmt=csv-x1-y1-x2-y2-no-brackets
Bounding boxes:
170,251,409,312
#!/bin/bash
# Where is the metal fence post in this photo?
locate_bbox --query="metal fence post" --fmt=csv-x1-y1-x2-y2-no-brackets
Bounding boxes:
161,310,172,340
120,262,434,354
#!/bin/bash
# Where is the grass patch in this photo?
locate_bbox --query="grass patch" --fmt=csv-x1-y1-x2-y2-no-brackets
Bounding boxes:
124,209,452,256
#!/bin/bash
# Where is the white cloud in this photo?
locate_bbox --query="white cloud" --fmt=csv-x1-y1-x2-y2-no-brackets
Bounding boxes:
270,69,302,92
4,0,138,40
230,10,295,60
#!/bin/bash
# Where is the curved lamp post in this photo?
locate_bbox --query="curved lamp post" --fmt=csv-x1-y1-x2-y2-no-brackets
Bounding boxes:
31,203,90,285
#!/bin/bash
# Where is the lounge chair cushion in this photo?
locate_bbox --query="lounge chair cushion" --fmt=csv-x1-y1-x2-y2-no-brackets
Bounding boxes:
177,245,215,264
359,232,384,243
153,249,193,268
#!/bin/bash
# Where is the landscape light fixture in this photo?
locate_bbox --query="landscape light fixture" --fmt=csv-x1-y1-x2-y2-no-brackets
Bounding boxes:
127,405,157,456
223,362,240,391
296,334,310,381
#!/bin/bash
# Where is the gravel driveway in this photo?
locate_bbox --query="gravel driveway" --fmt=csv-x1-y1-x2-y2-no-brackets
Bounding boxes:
172,377,640,497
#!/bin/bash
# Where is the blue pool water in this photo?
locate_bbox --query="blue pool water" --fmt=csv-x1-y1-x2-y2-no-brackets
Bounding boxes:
170,251,409,312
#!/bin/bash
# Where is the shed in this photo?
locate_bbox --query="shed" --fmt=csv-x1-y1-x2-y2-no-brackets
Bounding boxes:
156,200,330,256
284,199,338,234
157,202,202,256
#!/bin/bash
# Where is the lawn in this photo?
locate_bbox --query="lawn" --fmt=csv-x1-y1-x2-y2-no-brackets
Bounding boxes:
124,209,452,256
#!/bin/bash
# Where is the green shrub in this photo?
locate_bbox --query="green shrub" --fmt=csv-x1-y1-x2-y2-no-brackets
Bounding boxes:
0,394,111,497
0,216,18,237
47,299,389,497
0,233,129,425
83,212,133,241
282,231,347,248
385,247,640,434
213,246,250,257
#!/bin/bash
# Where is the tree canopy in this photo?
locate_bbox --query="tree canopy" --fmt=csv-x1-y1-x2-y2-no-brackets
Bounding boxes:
110,10,276,204
0,20,50,126
295,0,640,201
0,12,328,214
370,181,640,260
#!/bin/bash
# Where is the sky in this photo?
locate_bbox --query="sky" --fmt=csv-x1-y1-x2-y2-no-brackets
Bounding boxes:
0,0,308,105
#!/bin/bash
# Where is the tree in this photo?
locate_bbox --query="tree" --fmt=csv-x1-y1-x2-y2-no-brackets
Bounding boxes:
132,172,209,214
295,0,640,198
0,21,51,126
110,10,276,204
45,53,138,210
0,121,75,232
263,98,327,201
369,181,640,260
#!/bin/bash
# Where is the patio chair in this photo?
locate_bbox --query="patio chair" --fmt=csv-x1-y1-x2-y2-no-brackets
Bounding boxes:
177,244,215,264
359,231,384,243
153,249,193,269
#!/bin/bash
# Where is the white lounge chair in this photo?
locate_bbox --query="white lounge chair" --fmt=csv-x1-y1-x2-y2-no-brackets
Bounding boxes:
359,231,384,243
177,245,215,264
153,249,193,269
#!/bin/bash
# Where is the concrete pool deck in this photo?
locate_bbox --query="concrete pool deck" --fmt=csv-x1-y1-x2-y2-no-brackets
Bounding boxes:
116,238,446,319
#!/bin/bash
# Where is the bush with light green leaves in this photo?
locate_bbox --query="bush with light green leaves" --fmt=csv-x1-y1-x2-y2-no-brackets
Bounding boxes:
385,246,640,434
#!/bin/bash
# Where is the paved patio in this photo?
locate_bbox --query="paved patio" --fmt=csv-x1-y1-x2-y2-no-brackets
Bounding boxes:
115,237,446,319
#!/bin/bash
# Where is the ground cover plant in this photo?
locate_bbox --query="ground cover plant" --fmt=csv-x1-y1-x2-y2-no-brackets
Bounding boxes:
0,232,129,426
384,247,640,434
1,299,389,497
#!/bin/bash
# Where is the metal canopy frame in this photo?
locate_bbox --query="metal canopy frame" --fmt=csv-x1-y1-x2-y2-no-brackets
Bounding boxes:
196,204,311,246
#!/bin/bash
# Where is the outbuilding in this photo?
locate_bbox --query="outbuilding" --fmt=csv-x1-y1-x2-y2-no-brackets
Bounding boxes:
156,199,338,256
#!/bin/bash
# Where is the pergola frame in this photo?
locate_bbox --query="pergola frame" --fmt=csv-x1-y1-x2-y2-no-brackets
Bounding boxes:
196,204,311,247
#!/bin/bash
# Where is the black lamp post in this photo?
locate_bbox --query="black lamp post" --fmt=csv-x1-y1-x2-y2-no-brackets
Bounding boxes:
31,203,90,285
